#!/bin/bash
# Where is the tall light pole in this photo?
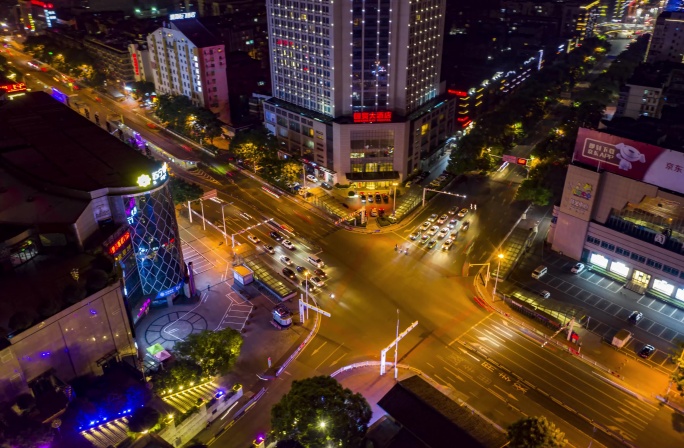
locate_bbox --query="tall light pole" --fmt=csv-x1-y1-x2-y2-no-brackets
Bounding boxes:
392,182,399,215
492,253,504,300
220,204,227,245
394,309,399,380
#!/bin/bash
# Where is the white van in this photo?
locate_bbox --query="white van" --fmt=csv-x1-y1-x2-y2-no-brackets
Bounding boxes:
531,265,548,279
307,255,324,268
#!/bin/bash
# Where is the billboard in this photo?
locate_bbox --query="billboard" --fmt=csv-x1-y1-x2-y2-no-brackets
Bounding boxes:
573,128,684,195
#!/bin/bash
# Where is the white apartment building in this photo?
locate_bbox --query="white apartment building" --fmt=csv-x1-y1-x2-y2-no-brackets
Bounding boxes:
263,0,456,187
148,13,231,122
646,10,684,64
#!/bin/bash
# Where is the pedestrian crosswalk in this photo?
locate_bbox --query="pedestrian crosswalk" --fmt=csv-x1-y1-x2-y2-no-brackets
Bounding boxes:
182,241,214,275
216,292,252,332
162,381,219,413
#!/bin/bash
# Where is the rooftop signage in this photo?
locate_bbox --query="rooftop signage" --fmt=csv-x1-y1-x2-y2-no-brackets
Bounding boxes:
353,111,392,124
169,12,197,20
573,128,684,195
137,162,168,188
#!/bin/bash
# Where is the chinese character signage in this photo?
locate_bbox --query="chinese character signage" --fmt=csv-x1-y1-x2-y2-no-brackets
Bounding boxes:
573,128,684,195
0,82,27,94
108,232,131,255
169,12,197,20
353,111,392,123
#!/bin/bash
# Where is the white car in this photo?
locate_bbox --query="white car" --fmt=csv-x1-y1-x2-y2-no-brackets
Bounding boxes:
438,227,450,239
457,208,469,218
571,263,586,274
306,174,317,182
310,276,325,288
539,290,551,299
442,239,454,251
263,244,275,254
410,231,421,240
282,240,295,250
247,234,260,244
427,225,440,236
280,256,293,266
448,218,459,229
420,221,432,231
428,213,438,222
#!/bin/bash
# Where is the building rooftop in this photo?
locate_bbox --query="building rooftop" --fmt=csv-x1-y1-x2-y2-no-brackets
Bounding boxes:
170,19,222,48
0,92,161,194
377,376,507,448
266,97,335,124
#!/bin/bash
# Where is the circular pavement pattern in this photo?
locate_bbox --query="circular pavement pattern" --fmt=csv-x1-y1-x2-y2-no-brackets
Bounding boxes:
145,311,208,350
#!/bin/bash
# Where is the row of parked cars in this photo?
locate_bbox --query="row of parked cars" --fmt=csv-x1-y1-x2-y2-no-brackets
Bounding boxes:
360,192,389,204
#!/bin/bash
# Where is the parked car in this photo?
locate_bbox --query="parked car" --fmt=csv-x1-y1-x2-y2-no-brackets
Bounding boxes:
370,207,378,217
247,234,260,244
639,344,655,359
442,239,454,251
306,174,317,182
382,194,389,203
321,182,333,190
282,267,296,279
628,311,643,323
367,194,374,203
539,290,551,299
263,245,275,254
280,256,293,266
360,194,367,203
571,263,586,274
282,240,295,250
375,193,382,203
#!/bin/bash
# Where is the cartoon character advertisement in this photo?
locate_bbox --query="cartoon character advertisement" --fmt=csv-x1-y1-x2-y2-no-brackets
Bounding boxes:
573,128,684,195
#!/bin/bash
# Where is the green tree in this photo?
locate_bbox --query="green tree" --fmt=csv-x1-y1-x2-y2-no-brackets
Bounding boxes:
152,359,204,393
128,406,160,433
173,328,243,376
280,161,303,185
129,81,156,100
270,376,372,448
507,416,567,448
168,177,203,205
515,179,553,206
155,94,195,131
673,367,684,397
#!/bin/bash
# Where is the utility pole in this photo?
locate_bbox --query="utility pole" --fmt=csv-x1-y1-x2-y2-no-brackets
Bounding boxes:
394,309,399,380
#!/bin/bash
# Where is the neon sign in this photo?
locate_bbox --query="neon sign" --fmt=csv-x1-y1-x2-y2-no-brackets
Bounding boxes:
448,89,468,97
137,174,151,187
137,298,151,317
30,0,54,7
132,53,140,75
137,163,168,187
169,12,196,20
108,232,131,255
352,111,392,123
0,82,27,94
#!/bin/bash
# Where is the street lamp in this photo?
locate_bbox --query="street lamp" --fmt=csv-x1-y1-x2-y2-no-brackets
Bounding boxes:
492,253,504,300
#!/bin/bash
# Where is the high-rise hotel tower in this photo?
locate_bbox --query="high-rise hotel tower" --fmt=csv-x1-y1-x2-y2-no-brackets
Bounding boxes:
263,0,456,188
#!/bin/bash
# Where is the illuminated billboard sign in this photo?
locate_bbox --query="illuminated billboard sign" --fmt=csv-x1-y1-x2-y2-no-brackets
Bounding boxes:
573,128,684,195
352,111,392,123
108,231,131,255
169,12,197,20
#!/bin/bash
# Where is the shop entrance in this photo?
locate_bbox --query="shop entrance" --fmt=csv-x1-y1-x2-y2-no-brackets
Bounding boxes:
626,270,651,294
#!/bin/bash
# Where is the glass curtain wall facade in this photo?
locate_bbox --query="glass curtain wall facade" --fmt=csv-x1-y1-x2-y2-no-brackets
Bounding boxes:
351,0,391,111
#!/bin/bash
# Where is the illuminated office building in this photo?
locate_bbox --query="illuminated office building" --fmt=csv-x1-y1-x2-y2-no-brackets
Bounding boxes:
263,0,457,188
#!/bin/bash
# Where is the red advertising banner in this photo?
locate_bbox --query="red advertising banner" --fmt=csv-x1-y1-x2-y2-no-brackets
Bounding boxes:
573,128,684,195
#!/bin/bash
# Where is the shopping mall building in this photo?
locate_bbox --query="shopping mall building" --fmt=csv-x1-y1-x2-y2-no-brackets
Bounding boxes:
549,128,684,302
0,92,186,400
